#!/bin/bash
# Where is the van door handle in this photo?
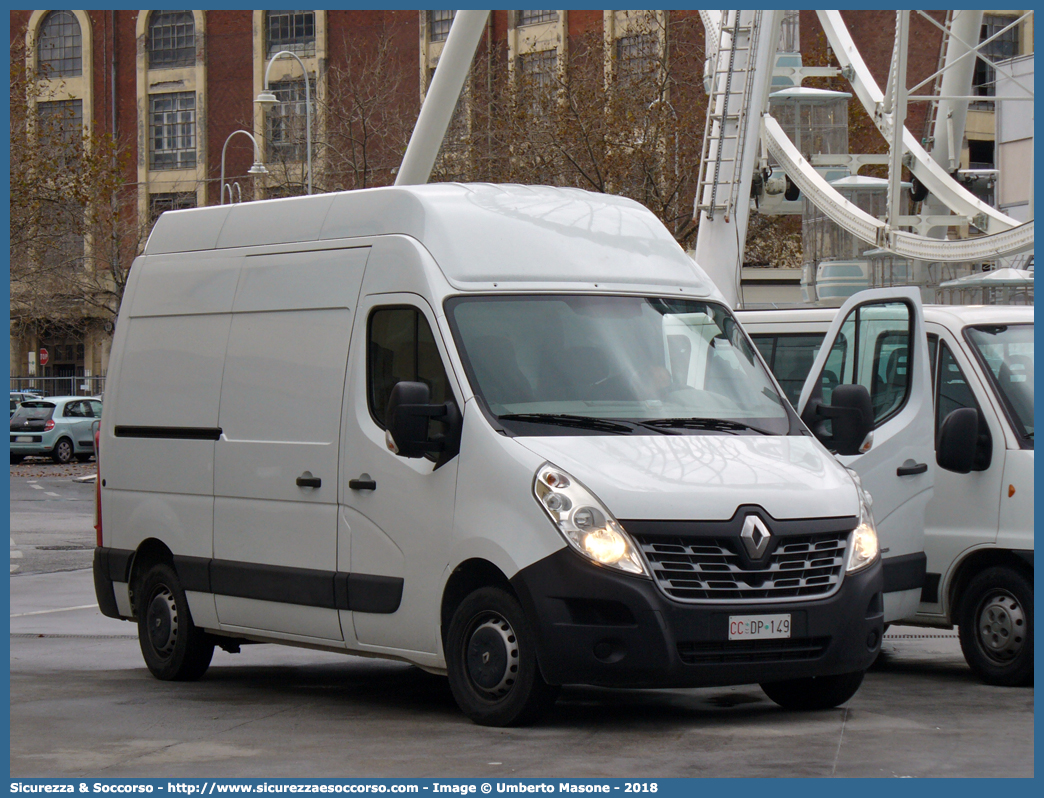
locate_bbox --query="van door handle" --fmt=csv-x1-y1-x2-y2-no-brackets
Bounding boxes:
349,477,377,491
896,461,928,477
296,475,322,488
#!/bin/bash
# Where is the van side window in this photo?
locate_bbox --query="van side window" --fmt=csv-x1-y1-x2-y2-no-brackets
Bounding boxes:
751,333,843,408
935,341,979,433
368,307,452,428
829,301,912,428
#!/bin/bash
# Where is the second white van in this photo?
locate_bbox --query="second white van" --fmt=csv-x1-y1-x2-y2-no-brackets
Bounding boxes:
740,303,1033,686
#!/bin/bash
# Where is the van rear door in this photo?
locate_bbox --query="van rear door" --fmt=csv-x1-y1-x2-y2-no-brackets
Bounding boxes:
797,287,934,623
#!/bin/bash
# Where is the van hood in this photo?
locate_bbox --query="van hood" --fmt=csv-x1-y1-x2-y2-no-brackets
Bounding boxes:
514,434,858,522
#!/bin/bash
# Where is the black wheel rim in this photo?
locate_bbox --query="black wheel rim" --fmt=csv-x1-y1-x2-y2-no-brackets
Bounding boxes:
146,586,179,659
975,589,1026,664
464,612,519,699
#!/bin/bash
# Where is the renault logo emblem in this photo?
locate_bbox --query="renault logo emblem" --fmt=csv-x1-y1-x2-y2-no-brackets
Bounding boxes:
740,515,772,559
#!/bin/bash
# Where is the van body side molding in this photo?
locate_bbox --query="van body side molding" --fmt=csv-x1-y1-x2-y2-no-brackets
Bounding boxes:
881,551,928,593
96,548,403,614
114,426,223,441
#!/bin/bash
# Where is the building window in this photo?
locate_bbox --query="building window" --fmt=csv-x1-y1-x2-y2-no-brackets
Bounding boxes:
266,10,316,57
148,11,195,69
972,15,1020,107
37,99,83,153
149,192,197,226
518,49,558,113
778,10,800,53
266,78,314,161
428,10,454,42
518,11,557,27
149,92,196,170
37,10,82,77
616,33,659,85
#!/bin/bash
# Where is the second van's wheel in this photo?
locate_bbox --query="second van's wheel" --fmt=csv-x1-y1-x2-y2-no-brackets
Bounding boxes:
760,670,865,711
958,566,1033,686
137,563,214,681
446,587,559,726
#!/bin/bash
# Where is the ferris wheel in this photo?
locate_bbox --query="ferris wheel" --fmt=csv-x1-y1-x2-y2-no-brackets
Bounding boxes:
694,10,1034,306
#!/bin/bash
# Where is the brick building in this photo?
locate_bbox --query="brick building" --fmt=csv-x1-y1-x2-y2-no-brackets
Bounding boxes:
8,10,1031,388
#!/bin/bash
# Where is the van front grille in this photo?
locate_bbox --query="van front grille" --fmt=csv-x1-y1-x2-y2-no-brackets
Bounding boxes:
634,532,848,602
677,636,830,665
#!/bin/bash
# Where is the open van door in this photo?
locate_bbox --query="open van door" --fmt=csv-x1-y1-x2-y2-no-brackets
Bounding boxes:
797,287,934,623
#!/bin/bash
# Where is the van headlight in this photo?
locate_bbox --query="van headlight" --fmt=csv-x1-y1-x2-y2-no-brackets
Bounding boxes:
533,463,649,577
846,494,879,574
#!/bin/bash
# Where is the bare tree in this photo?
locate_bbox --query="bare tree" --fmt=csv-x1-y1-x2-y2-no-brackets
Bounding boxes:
432,15,708,248
10,39,134,342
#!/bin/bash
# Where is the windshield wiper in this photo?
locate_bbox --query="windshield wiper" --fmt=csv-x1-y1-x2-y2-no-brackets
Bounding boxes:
643,417,772,435
497,413,635,434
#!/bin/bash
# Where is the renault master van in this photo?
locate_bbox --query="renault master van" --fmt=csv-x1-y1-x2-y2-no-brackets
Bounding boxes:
94,184,916,725
740,303,1033,686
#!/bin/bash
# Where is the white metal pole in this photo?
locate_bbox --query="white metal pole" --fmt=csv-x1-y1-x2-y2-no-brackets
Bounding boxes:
886,11,910,235
395,10,490,186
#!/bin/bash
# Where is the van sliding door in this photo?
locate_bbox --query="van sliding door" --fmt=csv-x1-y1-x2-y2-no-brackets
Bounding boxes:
212,247,367,642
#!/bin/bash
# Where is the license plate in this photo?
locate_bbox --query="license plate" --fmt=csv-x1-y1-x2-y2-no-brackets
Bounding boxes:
728,614,791,640
15,436,33,443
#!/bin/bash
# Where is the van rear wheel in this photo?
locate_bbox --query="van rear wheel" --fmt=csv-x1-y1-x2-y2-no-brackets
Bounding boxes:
446,587,559,726
760,670,865,710
137,563,214,681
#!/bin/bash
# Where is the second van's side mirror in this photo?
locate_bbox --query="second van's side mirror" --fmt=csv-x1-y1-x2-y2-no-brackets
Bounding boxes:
804,384,874,457
384,381,460,466
936,408,979,474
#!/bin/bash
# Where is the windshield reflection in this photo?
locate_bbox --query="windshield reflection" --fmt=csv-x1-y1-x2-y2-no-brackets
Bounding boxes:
447,295,791,436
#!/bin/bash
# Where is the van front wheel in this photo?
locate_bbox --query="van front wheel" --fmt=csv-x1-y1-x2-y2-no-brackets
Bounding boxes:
137,563,214,681
446,587,559,726
760,670,865,710
957,566,1033,686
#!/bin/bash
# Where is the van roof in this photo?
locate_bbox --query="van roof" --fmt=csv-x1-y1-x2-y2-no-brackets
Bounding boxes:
145,183,718,297
737,304,1034,329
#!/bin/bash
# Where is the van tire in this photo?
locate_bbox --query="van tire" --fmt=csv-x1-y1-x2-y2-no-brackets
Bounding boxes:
137,563,214,681
760,670,865,710
446,587,559,726
52,438,74,464
957,566,1033,686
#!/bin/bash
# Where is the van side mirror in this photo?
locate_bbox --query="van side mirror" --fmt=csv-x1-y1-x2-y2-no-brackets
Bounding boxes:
384,381,460,465
805,384,874,456
936,408,979,474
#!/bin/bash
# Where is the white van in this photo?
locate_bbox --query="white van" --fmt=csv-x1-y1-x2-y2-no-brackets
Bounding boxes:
95,184,923,725
739,303,1033,686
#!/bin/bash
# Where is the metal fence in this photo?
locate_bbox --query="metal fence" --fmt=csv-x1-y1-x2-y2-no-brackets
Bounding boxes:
10,376,106,399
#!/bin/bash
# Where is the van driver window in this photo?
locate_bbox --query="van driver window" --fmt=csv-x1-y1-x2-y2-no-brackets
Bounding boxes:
368,307,452,428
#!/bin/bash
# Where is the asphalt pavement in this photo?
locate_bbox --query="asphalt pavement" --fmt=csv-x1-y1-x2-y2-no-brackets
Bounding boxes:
8,467,1035,778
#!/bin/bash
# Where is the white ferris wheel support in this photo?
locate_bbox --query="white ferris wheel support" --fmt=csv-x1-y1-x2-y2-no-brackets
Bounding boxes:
696,10,1034,306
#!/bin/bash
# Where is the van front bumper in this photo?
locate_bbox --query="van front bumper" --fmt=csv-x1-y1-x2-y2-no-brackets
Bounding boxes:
510,547,884,688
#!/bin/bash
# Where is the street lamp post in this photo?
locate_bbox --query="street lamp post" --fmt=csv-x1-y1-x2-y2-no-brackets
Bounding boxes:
220,129,268,205
256,50,313,195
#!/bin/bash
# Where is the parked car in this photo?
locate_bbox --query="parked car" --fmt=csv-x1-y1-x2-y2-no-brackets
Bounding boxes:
10,390,44,417
738,303,1033,686
10,396,102,464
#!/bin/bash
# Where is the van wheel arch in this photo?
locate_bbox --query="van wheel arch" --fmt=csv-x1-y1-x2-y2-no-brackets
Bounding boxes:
441,559,514,647
948,549,1033,624
129,538,176,619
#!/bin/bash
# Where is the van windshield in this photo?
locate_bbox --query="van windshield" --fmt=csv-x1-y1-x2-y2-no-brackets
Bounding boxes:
966,323,1034,443
446,295,792,436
